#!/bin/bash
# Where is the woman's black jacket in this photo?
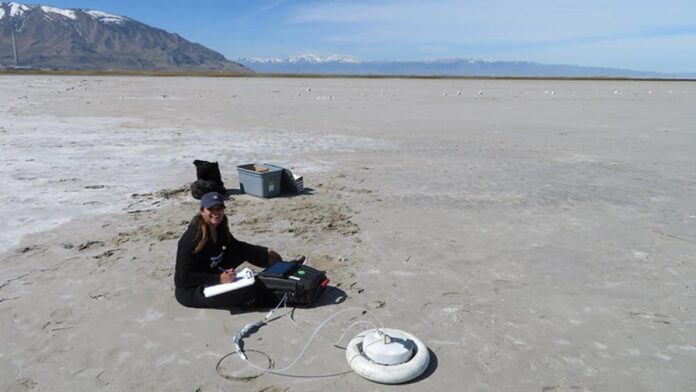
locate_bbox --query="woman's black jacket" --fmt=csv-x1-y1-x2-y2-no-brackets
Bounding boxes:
175,223,269,290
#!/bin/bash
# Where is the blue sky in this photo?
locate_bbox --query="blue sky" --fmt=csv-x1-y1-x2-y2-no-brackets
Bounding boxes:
28,1,696,73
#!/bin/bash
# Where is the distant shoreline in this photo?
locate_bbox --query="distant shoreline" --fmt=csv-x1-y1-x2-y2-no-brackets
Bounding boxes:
1,68,695,82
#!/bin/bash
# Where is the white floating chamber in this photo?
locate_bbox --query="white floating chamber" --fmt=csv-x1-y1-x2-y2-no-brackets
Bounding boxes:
346,328,429,384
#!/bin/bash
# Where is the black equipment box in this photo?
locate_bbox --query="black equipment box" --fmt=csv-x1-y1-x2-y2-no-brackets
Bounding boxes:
256,261,329,306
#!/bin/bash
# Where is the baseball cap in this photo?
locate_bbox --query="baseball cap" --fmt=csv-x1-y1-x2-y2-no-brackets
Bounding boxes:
201,192,225,209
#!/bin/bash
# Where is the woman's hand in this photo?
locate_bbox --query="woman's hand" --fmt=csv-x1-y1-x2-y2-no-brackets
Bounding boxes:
219,269,236,283
267,249,282,265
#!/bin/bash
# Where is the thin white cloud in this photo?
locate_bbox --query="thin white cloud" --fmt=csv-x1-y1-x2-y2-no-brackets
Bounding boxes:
278,0,696,71
483,33,696,73
255,0,291,16
288,0,696,44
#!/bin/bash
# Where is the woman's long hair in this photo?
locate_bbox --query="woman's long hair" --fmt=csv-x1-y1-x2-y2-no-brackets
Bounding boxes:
191,213,233,254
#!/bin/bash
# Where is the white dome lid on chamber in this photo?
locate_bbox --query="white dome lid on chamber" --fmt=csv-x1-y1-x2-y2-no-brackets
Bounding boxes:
362,330,414,365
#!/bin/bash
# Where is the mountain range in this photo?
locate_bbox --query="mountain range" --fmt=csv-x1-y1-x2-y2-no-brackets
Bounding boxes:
1,2,692,78
0,2,250,72
237,54,695,79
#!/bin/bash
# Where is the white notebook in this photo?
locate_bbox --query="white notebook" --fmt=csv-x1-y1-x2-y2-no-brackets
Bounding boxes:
203,268,255,298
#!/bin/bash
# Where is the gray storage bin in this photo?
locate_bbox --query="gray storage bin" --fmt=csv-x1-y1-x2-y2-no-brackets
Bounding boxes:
264,164,304,194
237,164,282,198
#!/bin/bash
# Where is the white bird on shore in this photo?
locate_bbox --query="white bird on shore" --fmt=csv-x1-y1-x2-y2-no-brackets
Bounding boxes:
478,90,484,96
306,88,311,92
614,90,619,95
550,91,555,96
457,90,461,96
648,90,653,94
443,92,447,96
544,90,549,95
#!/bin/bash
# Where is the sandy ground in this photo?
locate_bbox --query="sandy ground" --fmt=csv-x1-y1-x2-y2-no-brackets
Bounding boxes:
1,75,695,391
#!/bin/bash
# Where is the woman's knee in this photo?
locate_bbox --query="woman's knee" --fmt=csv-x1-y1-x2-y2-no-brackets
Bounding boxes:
175,288,199,308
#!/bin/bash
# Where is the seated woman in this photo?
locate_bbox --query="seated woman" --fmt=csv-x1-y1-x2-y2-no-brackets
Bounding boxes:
174,192,282,310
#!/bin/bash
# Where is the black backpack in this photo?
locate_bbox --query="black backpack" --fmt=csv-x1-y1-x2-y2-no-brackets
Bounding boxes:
190,160,226,199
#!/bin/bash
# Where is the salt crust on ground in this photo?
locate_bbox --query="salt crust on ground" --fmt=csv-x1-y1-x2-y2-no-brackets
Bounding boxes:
1,76,695,391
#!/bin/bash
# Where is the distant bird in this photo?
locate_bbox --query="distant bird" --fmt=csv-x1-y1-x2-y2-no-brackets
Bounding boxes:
550,91,555,96
478,90,484,96
457,90,462,96
544,90,549,95
668,90,673,94
613,90,619,95
648,90,653,94
443,92,447,96
306,88,311,92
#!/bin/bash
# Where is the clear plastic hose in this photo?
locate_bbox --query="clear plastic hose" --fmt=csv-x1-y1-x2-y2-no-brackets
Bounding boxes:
236,306,385,376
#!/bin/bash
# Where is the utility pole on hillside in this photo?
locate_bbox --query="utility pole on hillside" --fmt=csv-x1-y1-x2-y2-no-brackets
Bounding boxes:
11,29,19,66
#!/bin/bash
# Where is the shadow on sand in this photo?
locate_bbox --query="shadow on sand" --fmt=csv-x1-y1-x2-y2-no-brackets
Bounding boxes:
224,187,315,199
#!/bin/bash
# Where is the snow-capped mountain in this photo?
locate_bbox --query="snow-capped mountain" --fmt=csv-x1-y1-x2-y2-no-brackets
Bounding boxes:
237,54,360,66
238,54,677,78
0,2,251,72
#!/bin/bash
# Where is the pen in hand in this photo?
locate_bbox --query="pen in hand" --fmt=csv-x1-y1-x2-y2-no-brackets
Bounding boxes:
219,267,237,283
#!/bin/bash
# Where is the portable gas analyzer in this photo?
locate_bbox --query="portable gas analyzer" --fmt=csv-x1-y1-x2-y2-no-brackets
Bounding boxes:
256,259,329,306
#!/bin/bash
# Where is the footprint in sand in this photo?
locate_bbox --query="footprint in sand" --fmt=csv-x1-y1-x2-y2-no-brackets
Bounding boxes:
629,311,671,325
14,378,37,391
542,386,586,392
77,240,105,251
